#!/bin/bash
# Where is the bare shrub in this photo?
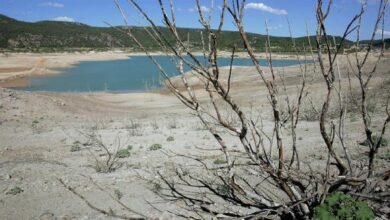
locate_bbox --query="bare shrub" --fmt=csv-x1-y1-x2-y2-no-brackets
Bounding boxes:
150,120,159,130
80,130,126,173
125,119,143,136
63,0,389,219
167,117,178,129
113,0,389,218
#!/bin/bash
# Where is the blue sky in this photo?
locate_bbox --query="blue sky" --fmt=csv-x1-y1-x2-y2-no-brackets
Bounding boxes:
0,0,389,39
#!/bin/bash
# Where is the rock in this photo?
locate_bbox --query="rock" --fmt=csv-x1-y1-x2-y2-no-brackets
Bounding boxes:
378,206,390,217
39,211,55,220
159,211,173,220
60,215,72,220
8,91,16,97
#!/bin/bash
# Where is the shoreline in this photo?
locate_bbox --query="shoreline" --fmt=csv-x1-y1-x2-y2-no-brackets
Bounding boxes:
0,51,132,86
0,50,315,89
1,50,386,89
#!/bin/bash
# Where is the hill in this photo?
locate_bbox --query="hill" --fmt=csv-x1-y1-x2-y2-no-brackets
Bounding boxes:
359,38,390,48
0,14,358,52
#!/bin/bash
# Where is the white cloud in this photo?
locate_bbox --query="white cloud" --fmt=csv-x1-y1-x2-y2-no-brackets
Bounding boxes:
40,2,64,8
200,6,210,12
53,16,75,22
188,5,210,13
357,0,380,5
375,29,390,36
245,2,287,15
268,24,283,30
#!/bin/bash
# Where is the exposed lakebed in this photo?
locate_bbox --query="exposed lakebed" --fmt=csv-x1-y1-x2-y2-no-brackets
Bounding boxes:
11,55,303,92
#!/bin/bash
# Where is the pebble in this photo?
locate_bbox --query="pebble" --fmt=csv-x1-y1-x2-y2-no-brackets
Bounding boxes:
60,215,72,220
39,212,55,220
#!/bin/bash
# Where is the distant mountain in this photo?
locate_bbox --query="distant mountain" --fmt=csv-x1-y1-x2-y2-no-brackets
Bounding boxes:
0,14,366,52
359,38,390,48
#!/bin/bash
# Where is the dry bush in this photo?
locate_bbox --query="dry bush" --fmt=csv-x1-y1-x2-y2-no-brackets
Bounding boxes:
62,0,390,219
126,119,143,136
80,130,127,173
118,0,389,218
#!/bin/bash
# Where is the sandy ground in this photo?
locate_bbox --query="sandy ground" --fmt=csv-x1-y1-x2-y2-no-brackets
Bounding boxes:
0,52,389,219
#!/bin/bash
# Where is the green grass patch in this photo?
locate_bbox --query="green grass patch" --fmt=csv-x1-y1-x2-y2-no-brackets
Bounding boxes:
314,192,374,220
116,148,130,158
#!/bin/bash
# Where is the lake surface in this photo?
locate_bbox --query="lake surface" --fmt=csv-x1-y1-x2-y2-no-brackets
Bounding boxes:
13,55,302,92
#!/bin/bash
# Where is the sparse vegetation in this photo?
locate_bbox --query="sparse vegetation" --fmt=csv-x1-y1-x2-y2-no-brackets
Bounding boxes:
150,120,159,130
216,184,231,197
360,136,388,147
31,118,43,134
314,192,374,220
80,131,124,173
114,189,123,200
166,136,174,142
116,148,130,158
213,158,226,165
378,151,390,160
152,183,162,192
6,186,23,195
300,105,320,121
70,145,81,152
149,143,162,151
167,118,178,129
126,120,142,136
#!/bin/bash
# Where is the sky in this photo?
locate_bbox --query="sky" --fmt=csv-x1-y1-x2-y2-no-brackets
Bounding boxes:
0,0,389,40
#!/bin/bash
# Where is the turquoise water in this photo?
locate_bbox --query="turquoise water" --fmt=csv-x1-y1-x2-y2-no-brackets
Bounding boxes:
13,55,302,92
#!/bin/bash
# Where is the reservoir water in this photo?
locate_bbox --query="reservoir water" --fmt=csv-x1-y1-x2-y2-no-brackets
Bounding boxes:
13,55,302,92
